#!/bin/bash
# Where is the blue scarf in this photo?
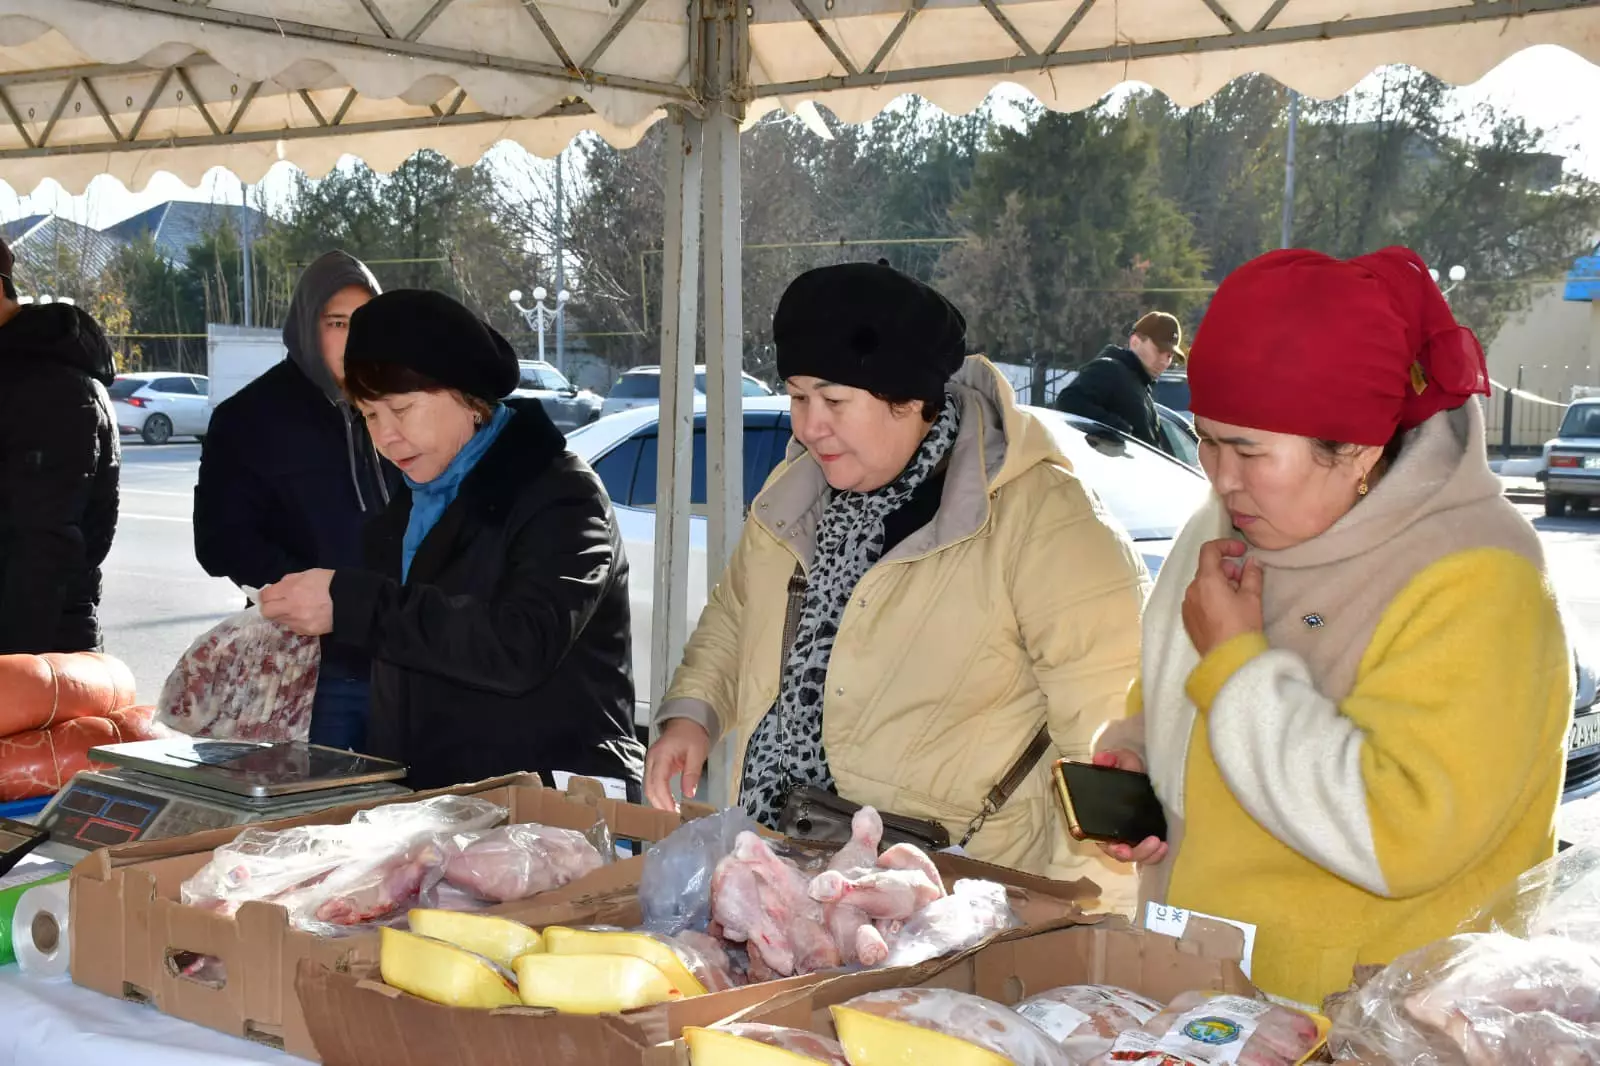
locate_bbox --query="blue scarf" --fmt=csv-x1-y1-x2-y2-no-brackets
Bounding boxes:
401,404,513,582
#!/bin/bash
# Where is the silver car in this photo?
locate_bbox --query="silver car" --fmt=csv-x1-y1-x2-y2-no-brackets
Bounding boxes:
1540,399,1600,518
512,361,603,432
109,372,212,445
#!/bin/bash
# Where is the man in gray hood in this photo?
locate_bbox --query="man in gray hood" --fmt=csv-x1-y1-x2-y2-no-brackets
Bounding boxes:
194,251,395,749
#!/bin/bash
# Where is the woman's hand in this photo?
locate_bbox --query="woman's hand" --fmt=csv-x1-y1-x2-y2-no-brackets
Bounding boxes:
260,569,336,637
1090,749,1169,866
644,719,712,811
1182,539,1264,657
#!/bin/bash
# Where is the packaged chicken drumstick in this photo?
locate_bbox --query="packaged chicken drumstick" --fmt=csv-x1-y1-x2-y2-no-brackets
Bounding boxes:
1090,992,1328,1066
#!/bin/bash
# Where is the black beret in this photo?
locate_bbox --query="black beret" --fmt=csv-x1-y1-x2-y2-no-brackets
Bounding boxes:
345,289,520,401
774,262,967,402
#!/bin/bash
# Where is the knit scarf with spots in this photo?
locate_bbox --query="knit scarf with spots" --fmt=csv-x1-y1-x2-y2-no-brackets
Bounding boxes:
739,393,962,827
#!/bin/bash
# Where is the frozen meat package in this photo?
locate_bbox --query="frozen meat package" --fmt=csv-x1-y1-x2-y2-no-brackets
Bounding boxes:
1089,992,1327,1066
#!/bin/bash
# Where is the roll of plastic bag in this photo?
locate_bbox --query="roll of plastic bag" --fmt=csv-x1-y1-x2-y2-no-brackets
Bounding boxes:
14,879,71,979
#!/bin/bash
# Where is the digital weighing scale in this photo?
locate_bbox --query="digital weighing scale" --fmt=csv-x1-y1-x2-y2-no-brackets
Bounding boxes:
31,739,412,863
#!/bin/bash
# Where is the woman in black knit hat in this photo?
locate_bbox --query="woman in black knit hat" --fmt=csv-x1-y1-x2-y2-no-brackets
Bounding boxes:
261,289,643,796
643,262,1149,916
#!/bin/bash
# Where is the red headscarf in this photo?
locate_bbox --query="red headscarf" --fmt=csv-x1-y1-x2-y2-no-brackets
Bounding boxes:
1186,247,1490,446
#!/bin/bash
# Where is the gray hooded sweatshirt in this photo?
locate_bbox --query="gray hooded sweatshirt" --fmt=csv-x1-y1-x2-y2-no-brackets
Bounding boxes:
283,251,389,513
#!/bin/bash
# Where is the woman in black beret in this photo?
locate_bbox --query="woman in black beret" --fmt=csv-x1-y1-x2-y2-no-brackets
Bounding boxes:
261,289,643,796
644,262,1148,909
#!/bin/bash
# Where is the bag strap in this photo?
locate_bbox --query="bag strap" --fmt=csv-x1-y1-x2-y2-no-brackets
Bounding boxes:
779,564,806,669
960,723,1053,847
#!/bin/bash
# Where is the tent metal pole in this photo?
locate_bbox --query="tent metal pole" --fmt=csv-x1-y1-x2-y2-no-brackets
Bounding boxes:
650,110,702,733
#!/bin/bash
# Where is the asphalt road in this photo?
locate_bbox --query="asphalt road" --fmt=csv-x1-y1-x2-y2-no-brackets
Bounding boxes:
102,442,244,708
99,443,1600,843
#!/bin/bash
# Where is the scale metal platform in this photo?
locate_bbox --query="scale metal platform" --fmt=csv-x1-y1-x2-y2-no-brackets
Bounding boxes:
32,739,412,862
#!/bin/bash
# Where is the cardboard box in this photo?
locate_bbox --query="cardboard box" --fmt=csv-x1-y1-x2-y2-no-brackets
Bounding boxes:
704,918,1254,1061
69,775,685,1061
294,858,1104,1066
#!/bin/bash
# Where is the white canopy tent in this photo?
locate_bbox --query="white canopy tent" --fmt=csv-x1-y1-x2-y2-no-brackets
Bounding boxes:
3,0,1598,777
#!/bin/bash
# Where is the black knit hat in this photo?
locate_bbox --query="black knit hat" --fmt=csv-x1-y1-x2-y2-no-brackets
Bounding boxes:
774,261,967,403
345,289,520,401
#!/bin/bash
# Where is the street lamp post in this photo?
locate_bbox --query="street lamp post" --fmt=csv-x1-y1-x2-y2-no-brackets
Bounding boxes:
509,287,571,368
1429,264,1468,298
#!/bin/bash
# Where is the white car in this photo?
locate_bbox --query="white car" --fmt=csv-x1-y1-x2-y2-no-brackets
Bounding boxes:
600,365,774,419
511,360,603,432
566,399,1212,729
109,372,212,445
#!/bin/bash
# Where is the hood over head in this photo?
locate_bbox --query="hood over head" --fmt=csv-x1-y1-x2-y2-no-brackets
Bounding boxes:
1,302,118,386
283,251,381,403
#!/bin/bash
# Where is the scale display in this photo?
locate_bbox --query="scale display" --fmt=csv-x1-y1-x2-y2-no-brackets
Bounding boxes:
35,770,412,857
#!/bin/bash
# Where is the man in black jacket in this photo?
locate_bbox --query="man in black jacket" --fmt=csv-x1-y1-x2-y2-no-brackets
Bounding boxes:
194,251,394,750
0,237,121,654
1054,311,1185,452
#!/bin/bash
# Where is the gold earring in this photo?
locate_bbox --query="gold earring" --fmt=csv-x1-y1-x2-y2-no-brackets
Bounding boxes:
1357,472,1369,497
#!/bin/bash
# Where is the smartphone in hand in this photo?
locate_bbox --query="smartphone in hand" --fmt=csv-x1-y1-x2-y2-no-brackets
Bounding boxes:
1052,759,1168,845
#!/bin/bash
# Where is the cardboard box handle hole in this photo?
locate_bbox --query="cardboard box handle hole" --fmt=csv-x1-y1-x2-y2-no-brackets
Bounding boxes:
244,1021,287,1050
165,949,228,989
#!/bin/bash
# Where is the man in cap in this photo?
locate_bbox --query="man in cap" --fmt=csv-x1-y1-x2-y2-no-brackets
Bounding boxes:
1054,311,1185,452
194,251,395,750
0,234,121,653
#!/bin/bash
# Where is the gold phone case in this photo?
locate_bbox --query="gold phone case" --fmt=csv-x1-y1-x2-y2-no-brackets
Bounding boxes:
1051,758,1092,842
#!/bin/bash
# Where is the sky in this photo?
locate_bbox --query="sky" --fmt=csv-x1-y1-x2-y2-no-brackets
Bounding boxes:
2,44,1597,232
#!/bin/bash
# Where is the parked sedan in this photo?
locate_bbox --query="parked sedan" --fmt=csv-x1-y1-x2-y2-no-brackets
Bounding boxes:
109,372,211,445
600,365,774,419
511,360,603,431
570,398,1600,803
1539,398,1600,518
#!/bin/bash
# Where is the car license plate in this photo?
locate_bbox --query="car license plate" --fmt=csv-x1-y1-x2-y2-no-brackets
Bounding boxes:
1585,456,1600,469
1573,713,1600,753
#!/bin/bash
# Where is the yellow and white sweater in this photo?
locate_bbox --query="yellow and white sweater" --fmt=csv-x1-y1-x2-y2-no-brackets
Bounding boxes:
1100,401,1572,1007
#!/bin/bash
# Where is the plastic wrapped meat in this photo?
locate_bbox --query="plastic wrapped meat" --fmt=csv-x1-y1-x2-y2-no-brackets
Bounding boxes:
1094,992,1325,1066
711,832,841,978
832,987,1073,1066
1329,933,1600,1066
671,929,743,991
180,795,506,933
441,823,606,902
883,878,1018,967
686,1023,851,1064
1014,985,1165,1063
157,607,321,742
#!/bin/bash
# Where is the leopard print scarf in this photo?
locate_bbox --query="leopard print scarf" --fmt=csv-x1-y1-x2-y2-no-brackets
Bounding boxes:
739,393,962,827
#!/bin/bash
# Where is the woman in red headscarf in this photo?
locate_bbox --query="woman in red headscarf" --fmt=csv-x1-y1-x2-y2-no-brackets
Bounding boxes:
1093,246,1572,1007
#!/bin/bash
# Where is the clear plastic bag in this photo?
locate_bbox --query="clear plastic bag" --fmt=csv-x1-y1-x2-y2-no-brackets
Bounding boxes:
884,878,1019,967
438,821,610,902
157,607,321,742
1014,985,1165,1064
833,987,1072,1066
181,795,506,935
1329,847,1600,1066
639,808,760,937
1329,933,1600,1066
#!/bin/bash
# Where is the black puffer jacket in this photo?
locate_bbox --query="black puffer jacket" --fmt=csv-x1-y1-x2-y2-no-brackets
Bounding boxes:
1054,345,1163,451
0,303,120,653
329,400,643,792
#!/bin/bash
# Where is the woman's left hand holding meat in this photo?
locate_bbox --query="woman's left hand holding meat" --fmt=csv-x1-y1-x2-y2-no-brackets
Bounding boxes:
261,569,335,636
1181,539,1263,656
